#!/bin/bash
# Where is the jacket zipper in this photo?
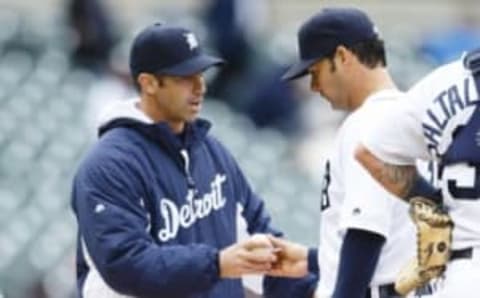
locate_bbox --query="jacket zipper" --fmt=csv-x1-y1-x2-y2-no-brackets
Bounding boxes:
180,149,197,190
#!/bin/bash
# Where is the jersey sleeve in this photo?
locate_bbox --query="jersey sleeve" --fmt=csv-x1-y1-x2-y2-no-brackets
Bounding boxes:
362,95,431,165
208,137,283,236
340,111,402,238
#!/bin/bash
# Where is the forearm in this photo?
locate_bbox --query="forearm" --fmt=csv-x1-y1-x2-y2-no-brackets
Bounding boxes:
332,229,385,298
355,145,416,201
355,145,442,203
263,272,319,298
88,241,220,296
377,163,417,200
235,166,283,236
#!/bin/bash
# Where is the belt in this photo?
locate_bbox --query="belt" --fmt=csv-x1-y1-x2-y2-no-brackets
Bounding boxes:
366,282,434,298
366,283,401,298
450,247,473,261
365,247,475,298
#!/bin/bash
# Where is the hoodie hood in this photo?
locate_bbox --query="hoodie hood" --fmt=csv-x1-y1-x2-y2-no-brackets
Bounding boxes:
97,98,153,130
96,98,211,156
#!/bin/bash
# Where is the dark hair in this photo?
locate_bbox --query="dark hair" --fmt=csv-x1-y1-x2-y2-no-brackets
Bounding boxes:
132,73,166,93
347,38,387,68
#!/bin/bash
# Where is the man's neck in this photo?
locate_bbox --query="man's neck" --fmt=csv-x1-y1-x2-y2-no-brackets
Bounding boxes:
351,68,396,110
137,97,185,133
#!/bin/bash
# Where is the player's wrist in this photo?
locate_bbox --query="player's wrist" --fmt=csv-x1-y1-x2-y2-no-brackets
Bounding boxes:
218,246,234,278
214,249,223,278
406,172,442,203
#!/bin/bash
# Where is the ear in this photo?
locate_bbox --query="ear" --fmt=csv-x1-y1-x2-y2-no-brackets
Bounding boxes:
335,45,353,65
138,73,158,95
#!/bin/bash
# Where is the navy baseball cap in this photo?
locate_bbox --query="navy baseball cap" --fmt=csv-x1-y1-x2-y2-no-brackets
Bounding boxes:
282,8,378,81
129,23,224,79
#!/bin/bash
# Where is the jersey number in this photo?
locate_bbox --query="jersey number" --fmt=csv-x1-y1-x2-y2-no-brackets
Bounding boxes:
321,161,331,211
446,163,480,200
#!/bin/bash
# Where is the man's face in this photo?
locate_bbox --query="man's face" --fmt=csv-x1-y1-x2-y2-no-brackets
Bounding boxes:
153,72,206,125
308,55,350,110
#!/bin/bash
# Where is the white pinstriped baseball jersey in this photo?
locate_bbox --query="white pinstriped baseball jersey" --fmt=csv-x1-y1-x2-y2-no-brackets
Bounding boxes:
362,56,480,298
363,58,480,251
315,89,417,297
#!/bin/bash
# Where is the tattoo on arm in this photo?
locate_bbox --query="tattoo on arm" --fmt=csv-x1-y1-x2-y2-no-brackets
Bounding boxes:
355,145,417,201
378,163,416,200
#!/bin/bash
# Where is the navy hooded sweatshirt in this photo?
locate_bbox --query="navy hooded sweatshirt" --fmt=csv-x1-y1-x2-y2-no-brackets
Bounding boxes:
71,100,318,298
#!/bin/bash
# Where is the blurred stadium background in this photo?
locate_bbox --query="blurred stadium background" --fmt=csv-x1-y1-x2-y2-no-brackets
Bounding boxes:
0,0,478,297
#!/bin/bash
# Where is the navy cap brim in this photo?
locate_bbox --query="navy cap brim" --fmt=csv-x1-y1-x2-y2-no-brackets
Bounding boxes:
157,54,224,76
281,57,319,81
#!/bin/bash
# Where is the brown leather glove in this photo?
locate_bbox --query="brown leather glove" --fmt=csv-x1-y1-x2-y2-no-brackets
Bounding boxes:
395,197,453,296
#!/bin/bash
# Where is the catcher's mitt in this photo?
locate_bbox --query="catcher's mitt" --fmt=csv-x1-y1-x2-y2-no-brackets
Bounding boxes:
395,197,453,296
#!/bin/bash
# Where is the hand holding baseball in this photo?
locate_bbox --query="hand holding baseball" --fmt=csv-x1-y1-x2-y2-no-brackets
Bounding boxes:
266,236,309,278
219,234,278,278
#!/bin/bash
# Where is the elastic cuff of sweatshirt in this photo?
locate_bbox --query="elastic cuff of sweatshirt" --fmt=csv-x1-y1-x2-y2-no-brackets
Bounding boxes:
213,249,222,279
307,248,319,275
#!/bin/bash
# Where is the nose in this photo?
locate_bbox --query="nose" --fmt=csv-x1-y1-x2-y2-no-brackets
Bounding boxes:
193,74,206,96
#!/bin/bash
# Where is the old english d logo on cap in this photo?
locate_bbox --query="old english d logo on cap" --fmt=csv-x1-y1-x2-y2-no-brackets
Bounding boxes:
184,33,199,50
129,23,224,78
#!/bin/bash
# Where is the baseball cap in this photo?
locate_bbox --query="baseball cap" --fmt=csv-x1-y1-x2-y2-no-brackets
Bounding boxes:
129,23,224,79
282,7,378,81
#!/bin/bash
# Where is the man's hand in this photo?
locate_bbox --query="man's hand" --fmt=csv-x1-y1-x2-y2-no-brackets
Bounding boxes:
219,234,278,278
266,236,309,278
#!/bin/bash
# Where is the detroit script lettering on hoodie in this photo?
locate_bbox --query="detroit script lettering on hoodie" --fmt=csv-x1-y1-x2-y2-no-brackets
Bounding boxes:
158,174,227,241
